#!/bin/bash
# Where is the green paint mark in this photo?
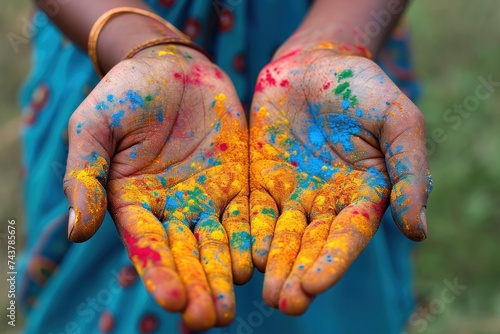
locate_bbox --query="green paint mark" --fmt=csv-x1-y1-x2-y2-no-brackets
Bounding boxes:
184,52,192,59
232,210,240,216
334,82,350,95
338,69,354,81
145,95,152,102
262,208,276,218
342,89,352,100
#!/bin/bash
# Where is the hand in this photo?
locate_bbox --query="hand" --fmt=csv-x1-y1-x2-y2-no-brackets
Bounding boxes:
249,46,432,315
63,45,252,330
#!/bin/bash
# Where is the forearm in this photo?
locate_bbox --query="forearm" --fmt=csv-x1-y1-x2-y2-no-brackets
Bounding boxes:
35,0,180,73
275,0,409,59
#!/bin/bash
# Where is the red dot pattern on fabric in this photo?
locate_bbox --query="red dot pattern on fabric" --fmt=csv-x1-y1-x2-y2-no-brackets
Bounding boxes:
219,8,234,32
140,314,159,333
99,310,115,333
159,0,176,7
118,265,138,288
183,18,201,40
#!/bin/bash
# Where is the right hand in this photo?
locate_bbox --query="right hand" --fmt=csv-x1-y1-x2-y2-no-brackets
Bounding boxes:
63,45,252,330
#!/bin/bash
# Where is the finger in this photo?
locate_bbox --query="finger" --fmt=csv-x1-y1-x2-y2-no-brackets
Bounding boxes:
263,204,307,308
165,218,216,331
278,212,333,315
222,194,253,285
63,98,115,242
250,189,279,271
195,214,235,327
382,99,432,241
113,205,186,312
302,201,382,295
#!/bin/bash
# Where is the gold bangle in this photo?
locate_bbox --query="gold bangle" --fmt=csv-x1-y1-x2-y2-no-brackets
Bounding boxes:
88,7,191,78
124,37,214,62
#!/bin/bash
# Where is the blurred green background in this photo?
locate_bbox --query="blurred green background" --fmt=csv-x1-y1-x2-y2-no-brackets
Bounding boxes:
1,0,499,333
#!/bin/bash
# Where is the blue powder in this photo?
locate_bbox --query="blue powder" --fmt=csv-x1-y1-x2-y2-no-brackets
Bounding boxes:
197,174,207,184
307,102,322,117
269,133,276,144
326,114,362,152
95,101,109,111
175,191,184,201
230,231,251,251
356,108,363,117
129,152,136,158
76,122,83,134
157,111,163,122
120,90,144,110
110,110,124,128
107,94,114,102
308,124,325,148
342,99,350,110
141,202,151,211
166,196,178,209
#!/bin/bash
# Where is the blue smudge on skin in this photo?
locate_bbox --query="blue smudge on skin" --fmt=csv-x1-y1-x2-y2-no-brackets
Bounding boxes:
269,133,276,144
95,101,109,111
307,102,322,117
230,231,251,251
326,114,362,152
175,191,183,201
76,123,83,134
214,122,221,132
365,167,389,199
166,196,178,209
189,131,194,137
111,110,125,128
385,142,394,157
141,202,151,211
197,174,207,184
396,145,404,153
342,99,350,110
107,94,114,102
158,176,167,187
129,152,136,158
157,111,163,122
120,90,144,110
308,123,325,148
254,249,268,257
356,108,363,117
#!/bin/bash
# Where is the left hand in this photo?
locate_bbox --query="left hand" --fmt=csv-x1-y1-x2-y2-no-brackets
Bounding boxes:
249,46,432,315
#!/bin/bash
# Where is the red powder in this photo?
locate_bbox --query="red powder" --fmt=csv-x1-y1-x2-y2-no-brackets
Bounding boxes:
280,80,289,87
280,298,287,310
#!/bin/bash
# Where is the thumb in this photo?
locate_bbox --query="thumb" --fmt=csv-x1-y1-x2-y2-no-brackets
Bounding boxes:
63,102,113,242
381,99,433,241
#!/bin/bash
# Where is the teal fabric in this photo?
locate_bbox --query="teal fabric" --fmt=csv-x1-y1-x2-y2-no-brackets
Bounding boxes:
19,1,421,333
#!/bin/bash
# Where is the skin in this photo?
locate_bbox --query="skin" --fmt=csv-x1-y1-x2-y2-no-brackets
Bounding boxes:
63,45,252,330
250,44,432,315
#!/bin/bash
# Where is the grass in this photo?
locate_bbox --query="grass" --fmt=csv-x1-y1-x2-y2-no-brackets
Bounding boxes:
1,0,499,333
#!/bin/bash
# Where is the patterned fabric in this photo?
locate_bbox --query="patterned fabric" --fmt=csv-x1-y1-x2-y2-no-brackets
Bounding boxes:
18,1,421,333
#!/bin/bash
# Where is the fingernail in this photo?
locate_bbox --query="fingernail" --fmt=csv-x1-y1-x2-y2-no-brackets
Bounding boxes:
419,206,427,239
68,207,76,239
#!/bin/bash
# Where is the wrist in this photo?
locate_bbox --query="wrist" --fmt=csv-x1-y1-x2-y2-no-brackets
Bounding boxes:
97,13,182,73
273,26,372,62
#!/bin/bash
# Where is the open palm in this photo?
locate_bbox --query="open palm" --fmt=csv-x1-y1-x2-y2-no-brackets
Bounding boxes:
63,46,251,330
250,49,432,315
